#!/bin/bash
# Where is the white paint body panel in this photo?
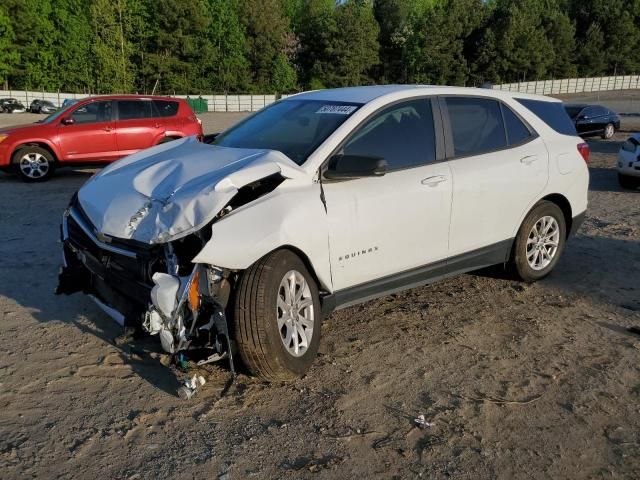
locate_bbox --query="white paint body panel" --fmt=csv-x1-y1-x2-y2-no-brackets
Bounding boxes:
447,136,549,256
617,134,640,178
323,162,452,290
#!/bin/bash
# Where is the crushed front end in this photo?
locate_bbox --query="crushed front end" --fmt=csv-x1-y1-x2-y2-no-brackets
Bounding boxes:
56,198,236,398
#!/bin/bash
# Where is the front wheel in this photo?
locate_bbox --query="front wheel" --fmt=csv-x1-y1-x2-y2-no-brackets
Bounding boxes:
602,123,615,139
12,146,56,182
510,201,566,282
233,249,321,381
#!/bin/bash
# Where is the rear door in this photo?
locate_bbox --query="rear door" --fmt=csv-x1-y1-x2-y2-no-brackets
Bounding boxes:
443,96,549,258
56,100,118,162
115,99,165,155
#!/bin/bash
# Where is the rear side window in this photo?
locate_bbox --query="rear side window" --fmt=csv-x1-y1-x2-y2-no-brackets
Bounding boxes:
516,98,576,136
501,104,533,146
445,97,506,156
342,99,436,170
592,106,609,116
153,100,179,117
118,100,153,120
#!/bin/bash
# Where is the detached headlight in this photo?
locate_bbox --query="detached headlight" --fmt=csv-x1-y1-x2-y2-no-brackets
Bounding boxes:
0,134,8,143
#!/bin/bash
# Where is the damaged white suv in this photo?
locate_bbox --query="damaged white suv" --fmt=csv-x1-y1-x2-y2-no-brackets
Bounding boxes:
57,86,589,383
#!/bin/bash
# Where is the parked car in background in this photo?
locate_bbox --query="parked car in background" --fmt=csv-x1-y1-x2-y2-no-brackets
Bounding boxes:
56,86,589,388
61,98,77,110
564,103,620,139
0,95,203,181
0,98,26,113
618,134,640,189
29,99,58,114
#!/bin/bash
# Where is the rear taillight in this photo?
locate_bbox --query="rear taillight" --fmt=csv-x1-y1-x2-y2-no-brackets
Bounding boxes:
577,142,590,163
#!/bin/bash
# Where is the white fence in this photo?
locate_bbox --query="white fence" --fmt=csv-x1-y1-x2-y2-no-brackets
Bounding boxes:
492,75,640,95
0,90,280,112
1,75,639,112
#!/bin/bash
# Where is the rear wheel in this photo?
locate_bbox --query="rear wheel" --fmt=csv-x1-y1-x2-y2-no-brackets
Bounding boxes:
12,146,56,182
602,123,615,139
510,201,566,282
233,249,321,381
618,173,639,190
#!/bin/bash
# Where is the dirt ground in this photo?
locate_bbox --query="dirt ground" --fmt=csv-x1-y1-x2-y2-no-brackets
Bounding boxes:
1,97,639,480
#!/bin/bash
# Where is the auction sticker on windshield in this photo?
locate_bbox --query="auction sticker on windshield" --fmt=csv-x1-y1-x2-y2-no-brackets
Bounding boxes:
316,105,358,114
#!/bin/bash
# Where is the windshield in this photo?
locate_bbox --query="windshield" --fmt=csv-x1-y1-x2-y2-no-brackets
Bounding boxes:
214,99,362,165
40,103,76,124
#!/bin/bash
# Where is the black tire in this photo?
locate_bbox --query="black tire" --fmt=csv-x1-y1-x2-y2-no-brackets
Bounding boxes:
618,173,639,190
233,249,322,381
158,136,178,144
601,123,615,139
510,201,567,283
12,145,56,182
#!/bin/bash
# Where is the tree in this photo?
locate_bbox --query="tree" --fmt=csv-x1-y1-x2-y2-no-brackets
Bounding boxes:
324,0,380,87
0,5,19,89
3,0,57,90
89,0,135,93
408,0,485,85
373,0,413,83
239,0,298,91
296,0,337,88
142,0,214,94
207,0,251,92
50,0,93,92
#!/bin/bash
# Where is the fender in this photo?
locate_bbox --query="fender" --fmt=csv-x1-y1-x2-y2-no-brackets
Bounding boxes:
192,180,333,292
10,137,62,162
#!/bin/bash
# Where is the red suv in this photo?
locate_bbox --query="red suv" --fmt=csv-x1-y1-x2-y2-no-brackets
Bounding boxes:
0,95,203,182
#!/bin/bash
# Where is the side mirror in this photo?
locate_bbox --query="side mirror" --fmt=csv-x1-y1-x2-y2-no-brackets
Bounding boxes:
61,117,75,126
324,154,387,180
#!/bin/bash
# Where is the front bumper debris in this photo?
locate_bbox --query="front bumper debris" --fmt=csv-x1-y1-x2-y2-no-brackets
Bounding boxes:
56,204,237,398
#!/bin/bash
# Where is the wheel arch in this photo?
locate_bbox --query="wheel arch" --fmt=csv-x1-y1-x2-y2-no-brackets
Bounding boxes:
261,245,328,295
11,141,60,164
540,193,573,238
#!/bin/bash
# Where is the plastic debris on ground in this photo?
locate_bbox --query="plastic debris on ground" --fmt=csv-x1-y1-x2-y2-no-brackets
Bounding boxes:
414,414,434,429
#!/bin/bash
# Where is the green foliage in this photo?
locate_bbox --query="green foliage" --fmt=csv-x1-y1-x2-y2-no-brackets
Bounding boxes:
0,5,19,87
0,0,638,93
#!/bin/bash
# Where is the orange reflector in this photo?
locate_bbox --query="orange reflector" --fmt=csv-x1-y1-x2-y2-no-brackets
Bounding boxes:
188,269,200,312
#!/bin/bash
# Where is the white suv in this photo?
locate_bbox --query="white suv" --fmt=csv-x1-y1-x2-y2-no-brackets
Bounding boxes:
57,86,589,385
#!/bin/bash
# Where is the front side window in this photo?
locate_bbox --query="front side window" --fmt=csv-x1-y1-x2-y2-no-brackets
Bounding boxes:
445,97,507,156
502,104,533,146
341,99,436,170
214,99,362,165
118,100,153,120
71,101,113,124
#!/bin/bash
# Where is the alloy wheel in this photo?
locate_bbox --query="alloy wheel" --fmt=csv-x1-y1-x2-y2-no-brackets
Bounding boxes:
19,152,50,179
526,215,560,271
277,270,315,357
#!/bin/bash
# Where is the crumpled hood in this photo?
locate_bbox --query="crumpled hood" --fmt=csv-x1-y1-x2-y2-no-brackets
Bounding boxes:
77,136,304,244
0,123,51,135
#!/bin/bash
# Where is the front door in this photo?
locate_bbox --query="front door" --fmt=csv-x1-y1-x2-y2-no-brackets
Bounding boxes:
322,98,452,291
56,100,118,162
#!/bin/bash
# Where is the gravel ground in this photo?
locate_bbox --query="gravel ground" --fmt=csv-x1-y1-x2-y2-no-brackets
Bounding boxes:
0,103,639,480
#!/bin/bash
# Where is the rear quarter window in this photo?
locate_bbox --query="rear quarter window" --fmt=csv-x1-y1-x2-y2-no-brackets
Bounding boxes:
516,98,577,136
153,100,179,117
